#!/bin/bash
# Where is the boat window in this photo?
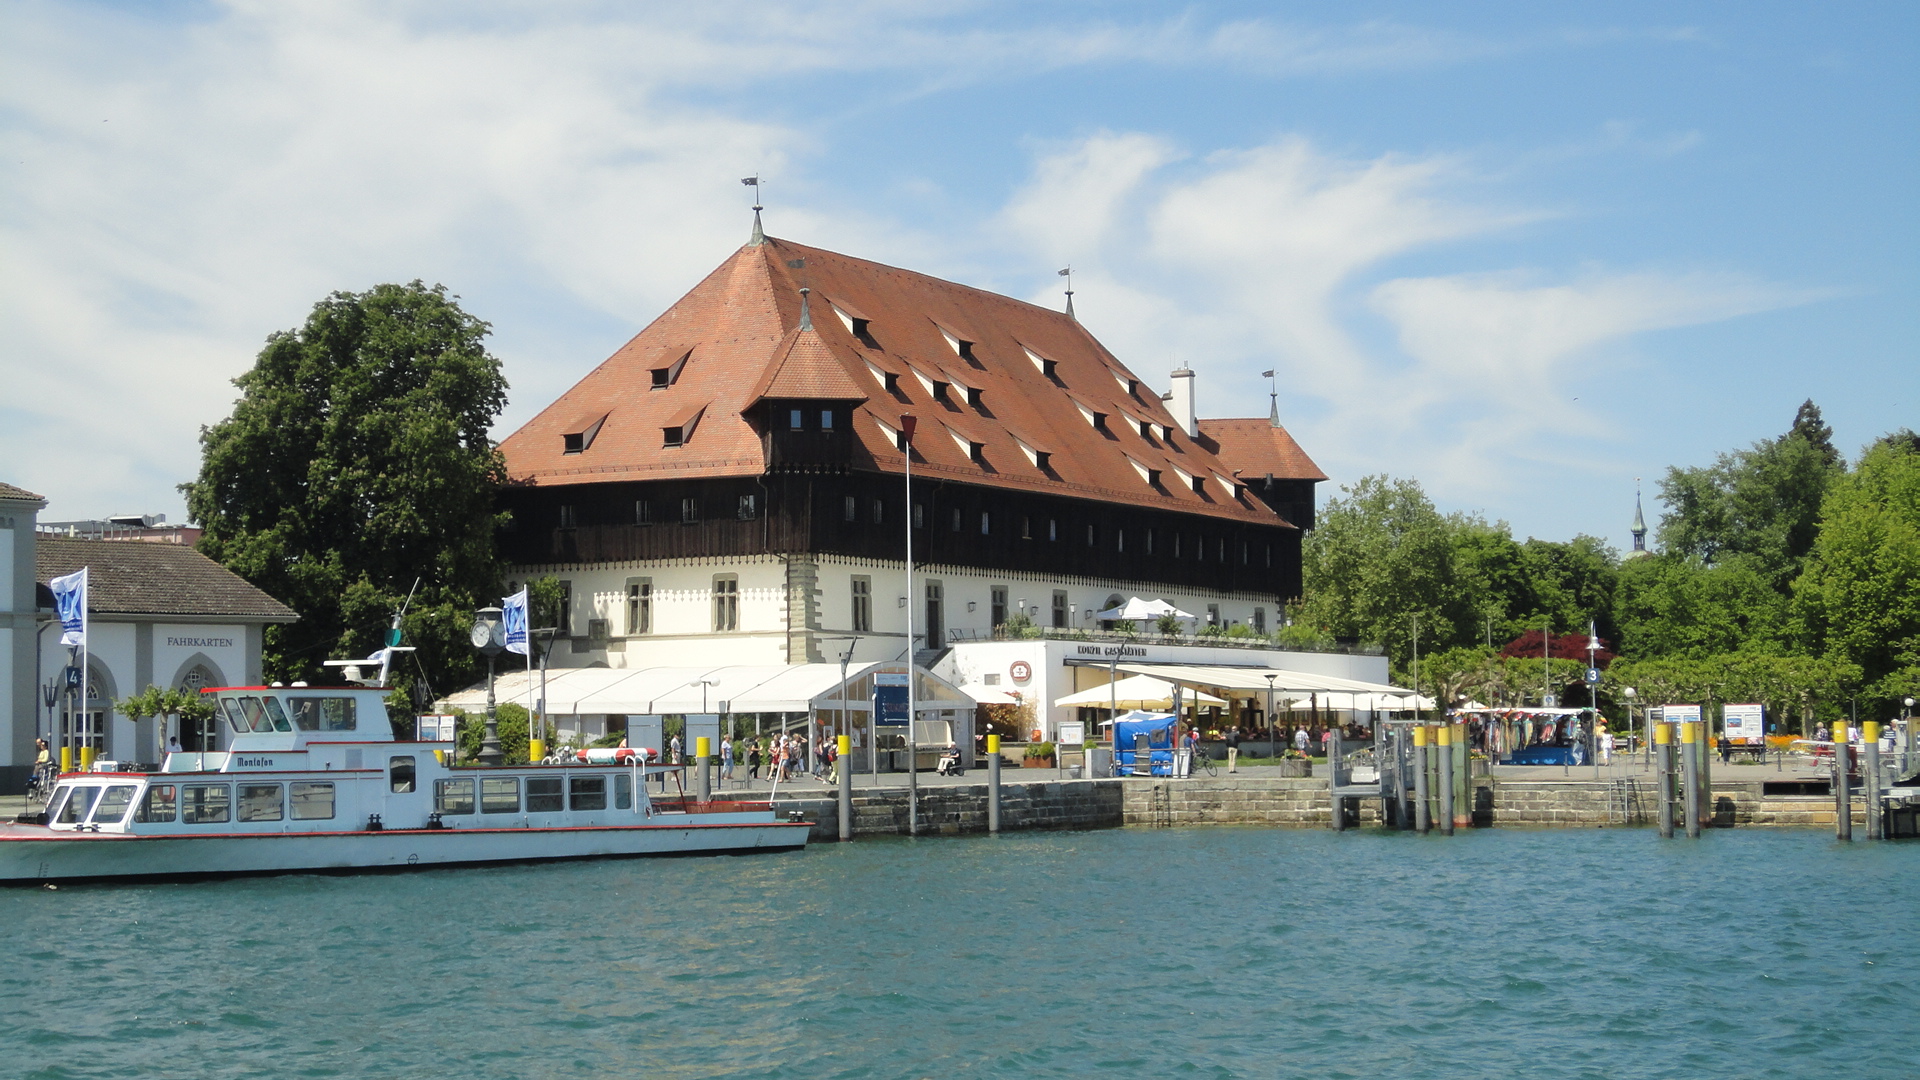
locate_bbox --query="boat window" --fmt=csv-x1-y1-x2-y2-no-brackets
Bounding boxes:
290,782,335,820
286,696,357,732
261,696,293,733
54,786,99,825
181,784,232,824
222,698,251,735
234,696,270,732
481,776,519,813
569,776,607,812
389,756,416,794
526,776,564,813
238,784,283,822
614,772,632,810
435,778,475,814
90,785,138,826
136,784,178,823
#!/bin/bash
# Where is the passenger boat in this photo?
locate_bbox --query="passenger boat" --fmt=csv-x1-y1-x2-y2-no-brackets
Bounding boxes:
1,684,810,883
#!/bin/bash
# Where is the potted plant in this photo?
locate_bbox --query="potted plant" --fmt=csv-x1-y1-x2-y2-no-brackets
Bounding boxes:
1023,741,1057,768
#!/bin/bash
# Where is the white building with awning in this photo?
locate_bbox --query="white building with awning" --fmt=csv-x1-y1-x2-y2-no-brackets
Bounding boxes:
438,662,976,768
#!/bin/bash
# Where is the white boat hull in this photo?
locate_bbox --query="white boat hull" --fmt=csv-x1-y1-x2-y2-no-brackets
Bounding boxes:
0,817,811,883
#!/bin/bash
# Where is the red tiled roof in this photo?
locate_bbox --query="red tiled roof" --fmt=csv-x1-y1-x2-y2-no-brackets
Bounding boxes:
500,237,1300,526
0,480,45,502
1196,419,1328,482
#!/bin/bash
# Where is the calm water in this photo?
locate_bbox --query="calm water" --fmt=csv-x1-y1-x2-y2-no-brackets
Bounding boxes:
3,827,1915,1079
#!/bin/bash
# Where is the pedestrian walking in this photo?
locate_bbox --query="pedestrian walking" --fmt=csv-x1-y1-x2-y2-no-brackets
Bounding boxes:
1225,728,1240,773
669,732,683,766
748,740,762,782
719,736,734,783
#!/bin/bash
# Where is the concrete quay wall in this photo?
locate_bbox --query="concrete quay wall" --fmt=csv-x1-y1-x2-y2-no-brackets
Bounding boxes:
766,776,1878,839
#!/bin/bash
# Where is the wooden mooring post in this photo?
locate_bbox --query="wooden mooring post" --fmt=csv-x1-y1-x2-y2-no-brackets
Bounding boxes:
1655,722,1674,839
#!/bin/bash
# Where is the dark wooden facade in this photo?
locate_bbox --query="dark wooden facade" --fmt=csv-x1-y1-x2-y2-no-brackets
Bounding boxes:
500,468,1303,599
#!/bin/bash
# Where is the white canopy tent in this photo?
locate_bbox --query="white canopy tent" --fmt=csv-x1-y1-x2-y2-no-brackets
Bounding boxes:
439,663,974,726
1052,674,1231,710
1111,662,1424,713
1093,597,1195,622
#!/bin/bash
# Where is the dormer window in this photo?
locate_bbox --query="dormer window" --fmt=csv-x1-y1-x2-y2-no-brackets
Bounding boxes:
663,402,707,448
969,441,985,464
650,350,690,389
1192,476,1206,495
562,414,607,455
1092,412,1108,433
1034,450,1052,471
966,386,983,408
932,381,950,404
1138,419,1152,439
1160,425,1175,442
884,372,900,393
832,300,880,348
938,327,979,364
663,426,686,447
1024,348,1060,381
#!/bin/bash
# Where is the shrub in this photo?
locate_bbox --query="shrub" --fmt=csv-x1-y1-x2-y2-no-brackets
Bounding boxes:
1024,741,1057,760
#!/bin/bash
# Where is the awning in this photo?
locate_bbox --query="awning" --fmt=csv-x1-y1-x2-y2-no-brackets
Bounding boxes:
1053,674,1229,709
1113,662,1420,705
1094,597,1195,621
957,682,1018,705
438,663,974,716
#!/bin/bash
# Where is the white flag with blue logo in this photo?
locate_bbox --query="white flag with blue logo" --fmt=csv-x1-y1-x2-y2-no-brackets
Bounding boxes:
503,588,529,656
51,567,87,647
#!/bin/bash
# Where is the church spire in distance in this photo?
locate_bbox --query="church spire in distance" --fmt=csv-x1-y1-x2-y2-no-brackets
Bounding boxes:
1630,479,1649,557
742,176,765,245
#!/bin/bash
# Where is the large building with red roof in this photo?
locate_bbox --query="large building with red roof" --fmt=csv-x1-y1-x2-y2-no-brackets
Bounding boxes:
496,228,1326,680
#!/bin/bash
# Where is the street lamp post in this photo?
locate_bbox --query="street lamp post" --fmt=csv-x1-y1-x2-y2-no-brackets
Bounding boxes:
1265,673,1278,762
1622,686,1637,770
470,606,506,765
901,413,920,836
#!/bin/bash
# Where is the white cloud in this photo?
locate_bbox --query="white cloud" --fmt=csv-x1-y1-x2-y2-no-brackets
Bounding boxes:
993,132,1810,508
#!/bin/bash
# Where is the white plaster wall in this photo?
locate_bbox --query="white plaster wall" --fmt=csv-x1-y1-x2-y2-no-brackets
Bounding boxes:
0,625,14,766
152,624,247,688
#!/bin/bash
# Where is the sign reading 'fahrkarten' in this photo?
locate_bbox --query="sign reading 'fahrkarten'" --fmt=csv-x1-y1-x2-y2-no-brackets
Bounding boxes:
167,636,235,649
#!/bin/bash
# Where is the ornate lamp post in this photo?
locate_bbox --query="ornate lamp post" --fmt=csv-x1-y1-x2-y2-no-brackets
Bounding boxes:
1622,686,1638,767
470,606,506,765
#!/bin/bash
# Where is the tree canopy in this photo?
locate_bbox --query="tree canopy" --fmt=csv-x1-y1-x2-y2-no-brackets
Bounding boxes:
183,281,509,690
1292,400,1918,721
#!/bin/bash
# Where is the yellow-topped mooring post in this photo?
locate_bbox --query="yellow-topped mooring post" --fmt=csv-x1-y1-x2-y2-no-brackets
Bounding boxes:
1654,722,1674,838
1412,724,1431,834
1436,723,1455,836
1679,721,1702,838
838,734,854,841
1833,721,1852,842
986,733,1002,835
60,746,72,775
1863,721,1882,840
695,735,711,804
1452,722,1471,830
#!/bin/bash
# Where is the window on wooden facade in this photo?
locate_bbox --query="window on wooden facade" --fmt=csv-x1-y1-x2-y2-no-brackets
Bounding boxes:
738,494,757,520
681,497,699,524
1265,544,1272,568
914,503,925,528
626,578,652,635
924,581,944,650
635,499,652,526
1048,519,1058,541
1146,529,1155,555
979,511,990,535
1051,591,1068,629
951,508,962,532
789,408,804,430
851,576,871,632
1021,516,1031,540
844,495,857,522
712,576,739,632
991,586,1007,628
1253,607,1266,633
558,504,576,528
821,409,834,429
871,498,883,525
1085,523,1096,547
1116,529,1125,552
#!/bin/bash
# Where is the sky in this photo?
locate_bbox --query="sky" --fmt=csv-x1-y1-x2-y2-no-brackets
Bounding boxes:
3,0,1914,552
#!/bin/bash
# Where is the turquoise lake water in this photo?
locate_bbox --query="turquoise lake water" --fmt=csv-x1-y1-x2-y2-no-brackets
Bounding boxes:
3,826,1915,1079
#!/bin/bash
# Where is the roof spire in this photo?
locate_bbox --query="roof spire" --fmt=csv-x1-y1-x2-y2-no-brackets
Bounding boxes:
741,176,765,245
1262,369,1278,427
1631,478,1648,552
1057,265,1075,319
798,287,813,331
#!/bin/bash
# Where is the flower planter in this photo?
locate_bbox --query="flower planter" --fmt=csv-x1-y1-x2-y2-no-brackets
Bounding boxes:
1275,759,1313,777
1021,757,1056,769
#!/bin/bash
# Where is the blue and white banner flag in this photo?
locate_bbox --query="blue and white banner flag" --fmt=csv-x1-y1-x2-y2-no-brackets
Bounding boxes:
51,567,87,647
502,588,529,656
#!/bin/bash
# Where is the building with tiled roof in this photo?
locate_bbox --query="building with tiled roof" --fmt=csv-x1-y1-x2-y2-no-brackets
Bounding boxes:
495,228,1339,736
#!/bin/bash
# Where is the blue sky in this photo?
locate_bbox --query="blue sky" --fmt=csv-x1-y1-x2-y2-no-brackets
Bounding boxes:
3,1,1914,552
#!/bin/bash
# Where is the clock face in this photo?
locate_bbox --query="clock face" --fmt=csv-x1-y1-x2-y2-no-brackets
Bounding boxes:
470,621,494,648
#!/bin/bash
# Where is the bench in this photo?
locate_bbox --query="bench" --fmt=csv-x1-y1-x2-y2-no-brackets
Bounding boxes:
1718,743,1768,763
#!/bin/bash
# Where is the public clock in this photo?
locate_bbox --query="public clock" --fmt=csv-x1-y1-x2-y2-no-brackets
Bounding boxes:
470,620,502,650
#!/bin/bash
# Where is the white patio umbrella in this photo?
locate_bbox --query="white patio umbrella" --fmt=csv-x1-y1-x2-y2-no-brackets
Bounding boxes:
1053,674,1228,710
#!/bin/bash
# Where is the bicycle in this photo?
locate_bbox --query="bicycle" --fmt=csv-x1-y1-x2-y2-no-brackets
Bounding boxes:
1185,746,1217,777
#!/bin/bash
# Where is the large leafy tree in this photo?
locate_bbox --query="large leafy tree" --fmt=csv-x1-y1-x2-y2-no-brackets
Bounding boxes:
1298,476,1463,667
184,282,509,692
1792,436,1920,709
1657,399,1845,587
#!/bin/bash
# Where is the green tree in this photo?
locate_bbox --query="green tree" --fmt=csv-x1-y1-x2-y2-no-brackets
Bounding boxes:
183,281,509,691
1611,554,1792,659
1792,437,1920,710
1657,399,1845,587
1299,476,1462,667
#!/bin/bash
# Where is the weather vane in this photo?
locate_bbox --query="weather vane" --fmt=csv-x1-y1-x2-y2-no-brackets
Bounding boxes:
1057,265,1075,318
741,176,765,244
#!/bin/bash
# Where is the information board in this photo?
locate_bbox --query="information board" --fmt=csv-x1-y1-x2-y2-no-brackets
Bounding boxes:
1722,704,1764,744
874,672,909,726
1056,721,1085,747
1662,704,1703,728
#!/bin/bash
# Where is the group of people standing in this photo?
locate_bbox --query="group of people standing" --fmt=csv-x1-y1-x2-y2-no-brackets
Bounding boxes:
698,731,838,787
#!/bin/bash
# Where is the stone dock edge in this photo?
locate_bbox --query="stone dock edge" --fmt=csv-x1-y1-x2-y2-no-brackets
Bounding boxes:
770,776,1878,841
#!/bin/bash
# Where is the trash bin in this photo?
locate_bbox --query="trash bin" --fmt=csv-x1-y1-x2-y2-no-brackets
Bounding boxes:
1173,748,1192,778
